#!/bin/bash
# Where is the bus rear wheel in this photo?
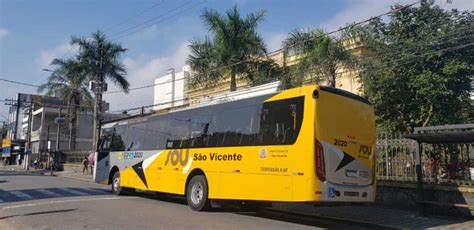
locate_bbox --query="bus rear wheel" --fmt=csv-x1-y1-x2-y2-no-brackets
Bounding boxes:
111,171,133,195
186,175,211,211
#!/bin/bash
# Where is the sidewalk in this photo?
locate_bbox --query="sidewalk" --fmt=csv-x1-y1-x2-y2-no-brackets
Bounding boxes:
272,203,474,229
0,164,47,174
53,170,94,182
0,164,93,182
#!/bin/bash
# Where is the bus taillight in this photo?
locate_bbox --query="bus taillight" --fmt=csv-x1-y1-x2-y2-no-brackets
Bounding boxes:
315,139,326,181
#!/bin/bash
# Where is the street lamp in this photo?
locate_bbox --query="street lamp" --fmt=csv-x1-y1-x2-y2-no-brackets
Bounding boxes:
42,68,63,173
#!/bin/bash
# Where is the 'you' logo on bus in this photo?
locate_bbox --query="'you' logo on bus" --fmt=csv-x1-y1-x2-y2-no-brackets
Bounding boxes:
165,149,189,166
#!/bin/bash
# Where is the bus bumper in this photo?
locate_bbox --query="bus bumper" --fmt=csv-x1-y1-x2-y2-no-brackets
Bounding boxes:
317,181,375,202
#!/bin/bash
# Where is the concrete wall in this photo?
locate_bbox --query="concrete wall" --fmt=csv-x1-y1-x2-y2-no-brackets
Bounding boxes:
377,181,474,217
30,107,93,153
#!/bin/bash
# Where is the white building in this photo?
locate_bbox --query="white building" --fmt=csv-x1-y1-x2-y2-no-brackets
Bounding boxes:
153,66,190,111
190,81,280,107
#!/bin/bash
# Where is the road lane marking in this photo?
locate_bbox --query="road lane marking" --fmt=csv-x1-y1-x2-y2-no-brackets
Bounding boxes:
1,196,137,210
10,191,33,200
37,189,62,197
57,188,88,196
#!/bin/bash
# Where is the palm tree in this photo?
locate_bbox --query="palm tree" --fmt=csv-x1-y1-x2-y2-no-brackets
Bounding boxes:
71,31,129,150
71,31,130,92
187,5,268,91
282,28,356,88
38,58,93,150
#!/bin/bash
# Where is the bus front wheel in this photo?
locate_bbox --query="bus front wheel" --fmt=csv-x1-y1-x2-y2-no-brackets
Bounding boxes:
186,175,211,211
111,171,133,195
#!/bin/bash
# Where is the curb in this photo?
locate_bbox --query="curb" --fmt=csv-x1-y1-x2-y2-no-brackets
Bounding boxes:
0,168,49,175
53,174,95,183
265,208,403,230
35,170,95,183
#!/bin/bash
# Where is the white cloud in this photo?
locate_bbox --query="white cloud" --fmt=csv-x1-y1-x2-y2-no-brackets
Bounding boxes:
0,28,9,39
35,43,79,71
103,41,190,111
321,0,473,31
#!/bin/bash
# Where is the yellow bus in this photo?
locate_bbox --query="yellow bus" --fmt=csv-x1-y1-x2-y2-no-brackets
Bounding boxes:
95,85,376,211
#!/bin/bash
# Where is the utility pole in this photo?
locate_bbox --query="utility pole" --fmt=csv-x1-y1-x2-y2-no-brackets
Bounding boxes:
13,95,20,140
46,125,50,171
52,106,63,175
56,107,62,155
92,45,106,152
24,102,33,170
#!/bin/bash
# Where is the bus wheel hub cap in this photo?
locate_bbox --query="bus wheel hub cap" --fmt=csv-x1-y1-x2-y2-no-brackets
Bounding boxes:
114,177,120,191
191,182,203,204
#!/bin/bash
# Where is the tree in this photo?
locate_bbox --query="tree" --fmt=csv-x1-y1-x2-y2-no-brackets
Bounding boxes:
282,28,356,88
356,1,473,132
71,31,129,150
72,31,130,93
38,58,93,150
187,5,273,91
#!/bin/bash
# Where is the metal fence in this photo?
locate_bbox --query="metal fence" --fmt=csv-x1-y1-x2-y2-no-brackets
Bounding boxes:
376,133,474,186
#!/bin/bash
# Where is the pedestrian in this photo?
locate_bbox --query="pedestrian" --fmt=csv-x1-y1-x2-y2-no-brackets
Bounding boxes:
88,152,95,175
49,157,55,176
82,156,89,174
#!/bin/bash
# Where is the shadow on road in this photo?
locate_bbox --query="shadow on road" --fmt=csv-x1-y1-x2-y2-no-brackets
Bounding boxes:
0,208,77,220
132,192,374,229
131,190,472,229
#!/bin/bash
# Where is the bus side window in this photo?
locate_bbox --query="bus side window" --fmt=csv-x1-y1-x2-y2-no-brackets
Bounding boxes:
144,117,171,150
258,97,304,145
110,128,125,151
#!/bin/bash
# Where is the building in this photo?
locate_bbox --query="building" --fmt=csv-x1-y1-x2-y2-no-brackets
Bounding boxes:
1,93,95,166
153,66,190,111
30,107,94,155
2,93,34,165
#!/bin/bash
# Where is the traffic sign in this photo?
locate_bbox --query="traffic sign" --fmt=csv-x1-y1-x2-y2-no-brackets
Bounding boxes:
55,117,65,125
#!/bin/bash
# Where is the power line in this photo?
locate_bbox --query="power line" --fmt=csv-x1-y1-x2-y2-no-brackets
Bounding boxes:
108,0,194,38
103,0,165,33
0,78,41,88
110,0,205,41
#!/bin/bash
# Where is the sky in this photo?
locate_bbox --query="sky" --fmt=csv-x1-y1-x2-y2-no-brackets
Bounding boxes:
0,0,472,119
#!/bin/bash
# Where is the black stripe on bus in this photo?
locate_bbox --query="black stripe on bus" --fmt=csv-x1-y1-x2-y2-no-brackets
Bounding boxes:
318,86,372,106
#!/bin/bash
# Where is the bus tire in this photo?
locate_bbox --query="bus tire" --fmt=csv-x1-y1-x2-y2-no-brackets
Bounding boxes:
111,171,133,195
186,175,211,211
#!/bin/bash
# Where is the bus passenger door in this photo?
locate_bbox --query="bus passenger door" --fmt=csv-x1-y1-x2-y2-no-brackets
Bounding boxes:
155,149,179,193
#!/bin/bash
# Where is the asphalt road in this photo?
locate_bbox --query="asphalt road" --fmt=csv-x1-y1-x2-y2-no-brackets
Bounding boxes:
0,170,371,230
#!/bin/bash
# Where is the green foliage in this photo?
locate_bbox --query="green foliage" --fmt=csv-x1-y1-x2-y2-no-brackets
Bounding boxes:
72,31,130,93
187,5,281,91
282,28,356,89
38,58,93,149
356,1,473,133
38,58,92,108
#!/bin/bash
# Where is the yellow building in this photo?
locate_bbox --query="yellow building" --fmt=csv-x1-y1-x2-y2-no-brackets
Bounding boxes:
186,38,368,106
